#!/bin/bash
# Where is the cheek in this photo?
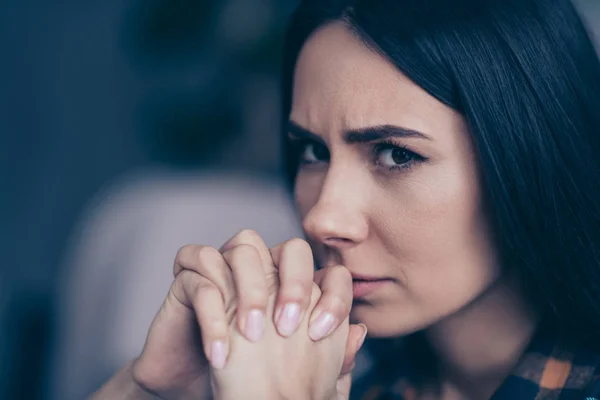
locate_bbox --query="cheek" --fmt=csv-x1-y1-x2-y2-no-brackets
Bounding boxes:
379,164,479,241
366,162,500,330
376,160,497,285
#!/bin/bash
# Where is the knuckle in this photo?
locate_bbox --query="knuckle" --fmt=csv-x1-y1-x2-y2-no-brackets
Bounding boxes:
177,270,215,296
176,244,196,258
195,246,222,264
282,237,312,256
226,243,259,265
174,245,223,275
325,294,350,315
328,264,352,277
236,228,262,244
326,265,353,287
170,274,190,306
174,269,193,286
280,278,311,302
203,317,228,335
242,286,268,306
195,279,219,295
173,244,196,271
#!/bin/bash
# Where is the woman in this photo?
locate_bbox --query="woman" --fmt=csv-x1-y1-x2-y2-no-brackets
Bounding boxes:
92,0,600,398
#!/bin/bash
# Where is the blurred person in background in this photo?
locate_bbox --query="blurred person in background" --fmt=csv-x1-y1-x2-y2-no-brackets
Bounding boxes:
49,116,303,400
84,0,600,399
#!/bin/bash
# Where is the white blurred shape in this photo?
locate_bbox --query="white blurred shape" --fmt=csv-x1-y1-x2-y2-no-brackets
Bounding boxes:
50,169,302,400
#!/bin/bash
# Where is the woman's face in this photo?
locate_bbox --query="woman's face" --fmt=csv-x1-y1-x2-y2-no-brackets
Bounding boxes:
291,22,500,337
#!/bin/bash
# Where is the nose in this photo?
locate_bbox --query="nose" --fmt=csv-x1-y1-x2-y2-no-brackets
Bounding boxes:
301,167,369,249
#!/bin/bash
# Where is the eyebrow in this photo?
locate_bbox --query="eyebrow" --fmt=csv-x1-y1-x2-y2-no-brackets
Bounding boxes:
287,120,432,144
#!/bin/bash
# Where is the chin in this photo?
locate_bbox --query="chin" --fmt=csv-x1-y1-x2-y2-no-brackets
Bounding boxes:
350,303,438,338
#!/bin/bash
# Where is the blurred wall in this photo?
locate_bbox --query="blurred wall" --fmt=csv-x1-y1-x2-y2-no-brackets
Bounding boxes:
1,1,295,399
1,2,147,399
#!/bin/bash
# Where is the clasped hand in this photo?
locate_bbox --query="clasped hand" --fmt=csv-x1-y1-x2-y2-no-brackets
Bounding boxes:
132,230,367,400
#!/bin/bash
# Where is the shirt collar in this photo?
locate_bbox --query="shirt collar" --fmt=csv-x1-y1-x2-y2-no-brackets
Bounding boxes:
353,327,600,400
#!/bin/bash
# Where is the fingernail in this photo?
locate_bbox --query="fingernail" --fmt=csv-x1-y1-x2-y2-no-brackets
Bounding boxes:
309,312,336,341
356,323,368,351
245,309,264,342
277,303,301,336
211,340,226,369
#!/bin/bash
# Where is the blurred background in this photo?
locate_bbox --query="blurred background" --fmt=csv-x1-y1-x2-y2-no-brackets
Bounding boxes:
0,1,598,399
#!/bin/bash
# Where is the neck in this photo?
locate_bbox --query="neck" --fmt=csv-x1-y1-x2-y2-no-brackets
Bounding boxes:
425,279,539,399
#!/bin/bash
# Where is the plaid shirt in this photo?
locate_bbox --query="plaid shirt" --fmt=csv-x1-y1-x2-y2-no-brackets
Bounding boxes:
351,327,600,400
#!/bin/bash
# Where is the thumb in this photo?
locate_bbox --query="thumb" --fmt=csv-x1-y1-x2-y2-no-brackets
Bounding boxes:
336,323,367,399
340,323,368,376
336,372,353,400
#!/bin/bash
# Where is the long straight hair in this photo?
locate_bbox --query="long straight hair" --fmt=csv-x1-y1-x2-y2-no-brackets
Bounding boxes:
282,0,600,348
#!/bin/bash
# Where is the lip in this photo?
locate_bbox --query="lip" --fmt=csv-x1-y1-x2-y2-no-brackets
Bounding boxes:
350,273,393,298
349,272,390,281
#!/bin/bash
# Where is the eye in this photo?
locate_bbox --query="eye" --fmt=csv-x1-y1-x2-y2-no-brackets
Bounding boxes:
300,141,330,164
375,141,424,170
378,147,413,166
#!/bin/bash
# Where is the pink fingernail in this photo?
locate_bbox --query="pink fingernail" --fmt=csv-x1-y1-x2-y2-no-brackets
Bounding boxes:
211,340,226,369
245,309,264,342
277,303,301,336
357,324,368,351
309,312,336,341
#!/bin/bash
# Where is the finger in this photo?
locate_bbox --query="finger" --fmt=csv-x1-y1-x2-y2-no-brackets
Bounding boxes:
269,241,283,265
271,238,314,337
336,372,353,400
220,229,274,270
171,270,229,370
173,245,236,308
336,324,367,399
222,244,270,342
313,267,327,286
308,265,353,341
340,323,367,376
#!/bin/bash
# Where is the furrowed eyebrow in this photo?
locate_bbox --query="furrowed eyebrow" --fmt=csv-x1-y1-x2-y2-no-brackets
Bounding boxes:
287,120,431,144
286,121,325,143
344,125,432,143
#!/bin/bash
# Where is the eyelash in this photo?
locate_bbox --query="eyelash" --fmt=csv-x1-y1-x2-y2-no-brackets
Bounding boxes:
372,139,426,172
290,138,426,173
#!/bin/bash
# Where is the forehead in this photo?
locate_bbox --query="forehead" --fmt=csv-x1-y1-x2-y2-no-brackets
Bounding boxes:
290,21,464,139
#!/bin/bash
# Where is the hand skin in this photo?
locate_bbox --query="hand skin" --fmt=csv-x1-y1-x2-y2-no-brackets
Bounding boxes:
89,361,166,400
89,230,358,400
210,248,367,400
